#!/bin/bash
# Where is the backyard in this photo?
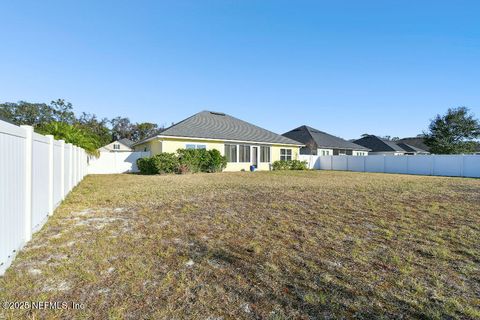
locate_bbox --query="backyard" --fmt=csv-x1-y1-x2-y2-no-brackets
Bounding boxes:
0,171,479,319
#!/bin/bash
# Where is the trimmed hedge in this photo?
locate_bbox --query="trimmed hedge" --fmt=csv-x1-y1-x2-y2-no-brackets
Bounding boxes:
272,160,308,171
137,148,227,175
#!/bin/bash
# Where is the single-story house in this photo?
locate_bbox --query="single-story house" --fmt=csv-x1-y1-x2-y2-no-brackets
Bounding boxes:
353,135,429,155
282,125,370,156
99,138,134,152
132,111,303,171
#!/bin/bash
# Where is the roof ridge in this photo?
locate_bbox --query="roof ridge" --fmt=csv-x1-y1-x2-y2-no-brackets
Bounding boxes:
215,112,301,144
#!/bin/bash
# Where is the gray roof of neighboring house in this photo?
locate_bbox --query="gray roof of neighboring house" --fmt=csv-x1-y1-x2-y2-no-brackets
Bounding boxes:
282,125,370,151
353,135,406,152
396,142,429,154
118,138,134,147
397,137,430,152
135,111,301,146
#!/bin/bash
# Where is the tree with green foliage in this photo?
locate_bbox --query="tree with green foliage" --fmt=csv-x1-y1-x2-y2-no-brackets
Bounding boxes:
132,122,163,142
37,122,101,156
75,112,111,147
424,107,480,154
0,101,55,127
1,99,164,150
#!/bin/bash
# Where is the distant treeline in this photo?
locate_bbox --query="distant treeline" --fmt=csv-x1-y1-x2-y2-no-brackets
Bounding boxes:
0,99,164,155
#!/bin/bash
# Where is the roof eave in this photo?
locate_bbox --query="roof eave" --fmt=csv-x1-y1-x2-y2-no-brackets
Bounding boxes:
134,134,303,147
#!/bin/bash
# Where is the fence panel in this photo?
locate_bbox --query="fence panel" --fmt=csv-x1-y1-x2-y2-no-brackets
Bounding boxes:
385,156,408,174
463,155,480,178
64,144,71,195
301,154,480,178
53,141,63,207
364,156,385,173
0,120,88,275
32,133,50,231
433,156,463,177
407,156,432,175
331,156,347,171
317,156,332,170
0,121,27,276
88,151,150,174
347,156,365,172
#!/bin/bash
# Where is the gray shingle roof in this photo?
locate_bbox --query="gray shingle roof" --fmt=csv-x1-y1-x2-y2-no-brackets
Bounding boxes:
353,135,406,152
396,143,429,153
283,126,370,151
118,138,134,147
145,111,301,145
397,137,430,152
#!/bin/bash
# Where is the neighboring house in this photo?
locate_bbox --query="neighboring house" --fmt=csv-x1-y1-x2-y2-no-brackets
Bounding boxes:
282,125,370,156
353,135,429,155
132,111,303,171
99,138,134,152
395,143,430,155
397,136,430,153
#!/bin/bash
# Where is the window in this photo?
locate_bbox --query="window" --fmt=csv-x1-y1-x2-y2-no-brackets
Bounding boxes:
186,144,206,149
280,148,292,161
260,146,270,162
239,145,251,162
224,144,237,162
113,144,120,150
321,150,330,156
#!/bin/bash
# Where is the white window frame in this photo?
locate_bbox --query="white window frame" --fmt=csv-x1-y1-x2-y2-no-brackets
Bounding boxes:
224,144,238,163
260,146,271,163
239,144,251,163
186,144,207,150
280,148,292,161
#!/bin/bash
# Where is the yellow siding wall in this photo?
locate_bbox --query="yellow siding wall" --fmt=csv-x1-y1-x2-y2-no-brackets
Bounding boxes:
160,138,224,154
134,137,300,172
133,139,162,154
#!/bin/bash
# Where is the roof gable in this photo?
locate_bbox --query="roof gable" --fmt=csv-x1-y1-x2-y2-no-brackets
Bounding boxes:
118,138,134,147
396,142,429,153
353,135,405,152
153,111,300,145
283,125,370,151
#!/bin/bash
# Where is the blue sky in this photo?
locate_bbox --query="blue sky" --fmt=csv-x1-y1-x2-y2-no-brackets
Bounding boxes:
1,1,479,139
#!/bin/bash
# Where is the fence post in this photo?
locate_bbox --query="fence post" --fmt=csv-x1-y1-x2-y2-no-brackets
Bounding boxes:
461,155,465,177
20,125,33,242
46,135,54,216
60,140,65,200
432,156,436,176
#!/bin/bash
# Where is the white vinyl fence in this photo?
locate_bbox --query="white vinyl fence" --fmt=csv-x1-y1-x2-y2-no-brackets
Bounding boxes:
88,151,150,174
299,155,480,178
0,120,88,275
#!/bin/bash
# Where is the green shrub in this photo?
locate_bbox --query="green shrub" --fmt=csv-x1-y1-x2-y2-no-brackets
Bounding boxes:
137,157,157,175
290,160,308,170
203,149,227,172
272,160,291,170
153,153,179,174
138,149,227,175
272,160,308,171
137,153,179,174
177,149,203,173
177,148,227,173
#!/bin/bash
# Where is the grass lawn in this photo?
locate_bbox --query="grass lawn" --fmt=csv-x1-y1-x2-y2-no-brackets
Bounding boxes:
0,171,479,319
